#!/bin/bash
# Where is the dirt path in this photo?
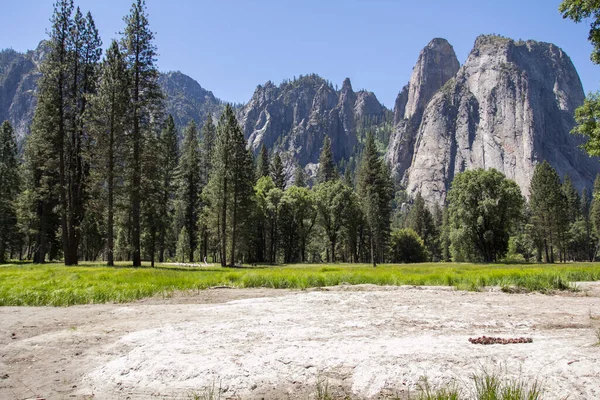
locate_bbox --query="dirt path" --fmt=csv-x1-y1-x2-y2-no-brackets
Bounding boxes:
1,284,599,399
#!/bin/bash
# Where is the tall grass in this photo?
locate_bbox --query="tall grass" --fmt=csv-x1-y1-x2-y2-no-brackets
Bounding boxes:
1,261,599,306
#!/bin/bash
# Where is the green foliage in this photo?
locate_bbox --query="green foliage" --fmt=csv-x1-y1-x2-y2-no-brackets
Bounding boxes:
448,169,523,262
253,176,282,263
27,0,103,265
559,2,600,156
176,121,202,262
203,105,254,266
315,180,354,262
356,133,394,266
1,262,598,306
390,228,428,263
279,186,317,263
529,162,569,263
176,226,190,263
560,0,600,64
121,0,164,266
271,152,286,190
156,115,179,262
0,121,20,262
256,144,270,180
317,137,338,184
87,39,130,266
471,369,543,400
293,164,307,187
406,193,439,261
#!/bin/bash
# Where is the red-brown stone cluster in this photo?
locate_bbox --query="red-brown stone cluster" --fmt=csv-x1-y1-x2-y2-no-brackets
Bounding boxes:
468,336,533,345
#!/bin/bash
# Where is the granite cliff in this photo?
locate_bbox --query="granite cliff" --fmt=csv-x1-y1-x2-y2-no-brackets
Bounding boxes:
239,74,389,170
403,35,597,204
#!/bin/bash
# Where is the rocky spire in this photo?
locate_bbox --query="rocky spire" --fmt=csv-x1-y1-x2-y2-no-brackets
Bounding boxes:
386,38,460,183
403,38,460,120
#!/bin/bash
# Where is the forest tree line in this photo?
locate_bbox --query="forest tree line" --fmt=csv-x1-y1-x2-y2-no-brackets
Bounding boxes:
1,0,600,266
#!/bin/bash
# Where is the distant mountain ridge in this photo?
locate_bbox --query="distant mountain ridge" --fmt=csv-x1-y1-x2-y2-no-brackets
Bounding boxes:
0,42,225,145
1,35,598,204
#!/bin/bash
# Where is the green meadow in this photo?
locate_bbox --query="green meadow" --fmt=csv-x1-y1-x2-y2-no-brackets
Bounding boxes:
1,262,599,306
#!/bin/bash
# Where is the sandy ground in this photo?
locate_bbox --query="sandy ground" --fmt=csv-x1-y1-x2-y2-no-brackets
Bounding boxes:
1,284,600,400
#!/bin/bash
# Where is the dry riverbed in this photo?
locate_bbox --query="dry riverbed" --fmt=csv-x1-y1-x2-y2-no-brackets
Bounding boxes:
1,284,599,399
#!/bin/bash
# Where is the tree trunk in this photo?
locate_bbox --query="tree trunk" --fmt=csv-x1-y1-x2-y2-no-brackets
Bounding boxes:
230,190,237,267
370,228,376,268
221,177,228,267
331,239,336,263
107,102,115,267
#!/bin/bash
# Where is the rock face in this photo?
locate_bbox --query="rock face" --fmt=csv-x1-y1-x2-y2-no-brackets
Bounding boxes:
159,71,224,137
0,44,45,147
0,43,224,147
385,39,460,181
239,74,388,168
406,35,598,204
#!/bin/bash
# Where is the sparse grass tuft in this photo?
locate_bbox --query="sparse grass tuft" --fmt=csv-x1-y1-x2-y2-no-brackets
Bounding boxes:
1,261,599,306
417,377,460,400
188,379,222,400
595,328,600,346
471,369,542,400
315,375,334,400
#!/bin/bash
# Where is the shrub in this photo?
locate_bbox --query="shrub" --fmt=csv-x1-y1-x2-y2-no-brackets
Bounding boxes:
390,228,428,263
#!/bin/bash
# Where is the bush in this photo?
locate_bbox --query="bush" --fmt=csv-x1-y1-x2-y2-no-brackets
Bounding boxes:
390,228,428,263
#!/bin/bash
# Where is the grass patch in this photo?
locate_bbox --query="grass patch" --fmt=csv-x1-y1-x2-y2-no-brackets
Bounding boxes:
0,261,599,306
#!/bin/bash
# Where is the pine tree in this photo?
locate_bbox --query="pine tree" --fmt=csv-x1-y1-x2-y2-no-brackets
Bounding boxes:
271,152,286,190
200,115,216,187
88,39,129,266
356,133,393,267
294,164,307,187
28,0,101,265
176,121,201,262
591,175,600,260
529,161,568,263
316,137,338,184
562,175,581,224
405,192,438,260
141,129,163,266
561,175,581,261
440,205,451,262
205,105,254,266
0,121,20,262
228,114,255,266
157,115,179,262
199,114,216,260
64,8,102,265
121,0,163,267
581,188,594,260
256,144,270,180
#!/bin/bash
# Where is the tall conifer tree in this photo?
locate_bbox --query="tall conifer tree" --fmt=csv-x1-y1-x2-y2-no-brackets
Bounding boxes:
121,0,162,266
88,40,129,266
176,121,201,262
199,114,216,260
356,133,393,267
157,115,179,262
256,144,270,180
317,137,338,184
271,152,286,190
0,121,20,262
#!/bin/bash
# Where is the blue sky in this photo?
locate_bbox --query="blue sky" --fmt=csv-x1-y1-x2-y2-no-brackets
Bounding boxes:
0,0,597,107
